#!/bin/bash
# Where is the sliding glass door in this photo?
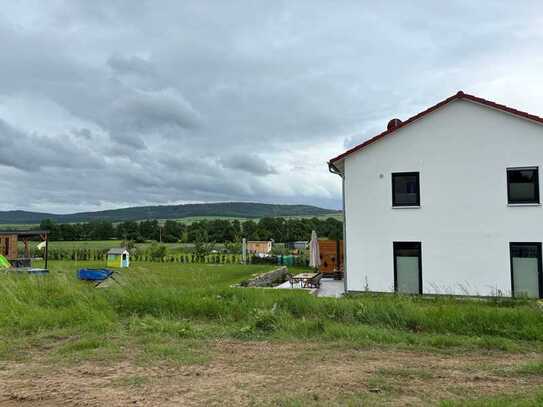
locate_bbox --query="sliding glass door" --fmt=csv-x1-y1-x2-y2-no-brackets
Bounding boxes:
510,243,542,298
394,242,422,294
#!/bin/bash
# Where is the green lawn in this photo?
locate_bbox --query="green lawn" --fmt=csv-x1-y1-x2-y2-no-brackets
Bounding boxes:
2,260,543,354
440,390,543,407
1,261,543,405
39,240,125,250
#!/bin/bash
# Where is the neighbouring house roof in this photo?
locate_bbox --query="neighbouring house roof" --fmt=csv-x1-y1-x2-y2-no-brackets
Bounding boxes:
107,248,128,255
329,91,543,166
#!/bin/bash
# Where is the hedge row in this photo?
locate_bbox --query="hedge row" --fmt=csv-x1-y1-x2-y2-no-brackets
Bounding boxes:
41,248,309,266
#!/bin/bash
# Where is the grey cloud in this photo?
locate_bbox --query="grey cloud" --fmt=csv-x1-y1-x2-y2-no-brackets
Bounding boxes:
0,1,542,212
107,54,156,78
220,154,277,176
0,119,105,172
71,128,94,140
108,88,202,144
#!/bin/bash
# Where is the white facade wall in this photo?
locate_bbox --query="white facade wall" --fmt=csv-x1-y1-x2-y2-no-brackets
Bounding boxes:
343,99,543,296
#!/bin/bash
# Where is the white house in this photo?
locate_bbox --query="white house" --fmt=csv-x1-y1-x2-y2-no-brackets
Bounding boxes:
329,91,543,298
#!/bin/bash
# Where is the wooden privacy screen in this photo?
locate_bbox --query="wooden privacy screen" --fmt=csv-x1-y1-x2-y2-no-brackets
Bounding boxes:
0,235,18,260
318,240,344,273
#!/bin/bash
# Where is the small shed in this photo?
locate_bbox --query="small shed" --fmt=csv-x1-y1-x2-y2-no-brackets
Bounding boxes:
287,241,308,250
247,241,273,255
106,248,130,268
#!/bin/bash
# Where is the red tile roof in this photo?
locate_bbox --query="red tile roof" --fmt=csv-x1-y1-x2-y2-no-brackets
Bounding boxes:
329,91,543,164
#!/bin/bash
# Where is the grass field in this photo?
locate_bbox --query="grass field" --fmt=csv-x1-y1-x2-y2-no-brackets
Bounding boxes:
182,213,344,222
19,239,199,253
0,261,542,405
162,212,343,224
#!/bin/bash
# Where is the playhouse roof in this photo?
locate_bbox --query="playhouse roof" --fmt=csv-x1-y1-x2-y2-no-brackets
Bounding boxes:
107,248,128,255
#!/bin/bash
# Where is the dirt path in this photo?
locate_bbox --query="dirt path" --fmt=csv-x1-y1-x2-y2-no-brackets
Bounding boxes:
0,341,542,406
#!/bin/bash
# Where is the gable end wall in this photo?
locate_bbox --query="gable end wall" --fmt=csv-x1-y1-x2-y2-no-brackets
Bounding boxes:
344,100,543,296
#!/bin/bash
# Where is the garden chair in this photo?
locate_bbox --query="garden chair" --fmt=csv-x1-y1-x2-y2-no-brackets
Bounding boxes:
307,272,323,289
286,273,296,288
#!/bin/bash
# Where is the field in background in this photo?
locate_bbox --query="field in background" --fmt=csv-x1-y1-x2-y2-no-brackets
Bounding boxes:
1,260,542,405
0,223,37,230
23,240,197,251
162,212,344,224
18,240,205,257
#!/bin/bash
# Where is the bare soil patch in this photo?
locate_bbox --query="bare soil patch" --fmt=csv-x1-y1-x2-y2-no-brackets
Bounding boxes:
0,341,542,406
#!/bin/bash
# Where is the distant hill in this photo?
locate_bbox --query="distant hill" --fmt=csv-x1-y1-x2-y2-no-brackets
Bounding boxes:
0,202,340,225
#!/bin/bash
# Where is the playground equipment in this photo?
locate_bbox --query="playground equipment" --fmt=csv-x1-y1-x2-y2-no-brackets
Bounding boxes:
0,230,49,272
0,255,10,269
106,248,130,268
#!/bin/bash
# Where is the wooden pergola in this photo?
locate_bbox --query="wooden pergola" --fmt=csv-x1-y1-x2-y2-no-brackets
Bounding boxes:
0,230,49,269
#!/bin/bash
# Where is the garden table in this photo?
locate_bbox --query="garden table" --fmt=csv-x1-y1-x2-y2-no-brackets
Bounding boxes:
292,272,319,288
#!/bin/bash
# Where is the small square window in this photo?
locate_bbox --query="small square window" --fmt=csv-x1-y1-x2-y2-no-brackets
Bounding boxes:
507,167,540,204
392,172,420,207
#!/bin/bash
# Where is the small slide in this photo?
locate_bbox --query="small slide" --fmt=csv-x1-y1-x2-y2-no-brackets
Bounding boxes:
0,255,11,269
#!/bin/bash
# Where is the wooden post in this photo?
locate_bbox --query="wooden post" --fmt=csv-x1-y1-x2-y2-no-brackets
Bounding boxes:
242,238,247,264
24,239,30,258
44,235,49,270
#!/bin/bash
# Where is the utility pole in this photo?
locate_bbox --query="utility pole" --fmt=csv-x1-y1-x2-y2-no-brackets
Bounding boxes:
242,238,247,264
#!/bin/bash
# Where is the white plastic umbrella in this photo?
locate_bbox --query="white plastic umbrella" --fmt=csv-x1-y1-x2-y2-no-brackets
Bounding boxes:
309,230,320,269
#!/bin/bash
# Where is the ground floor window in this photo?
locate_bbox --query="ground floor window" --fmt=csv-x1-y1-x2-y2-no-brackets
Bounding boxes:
510,242,542,298
393,242,422,294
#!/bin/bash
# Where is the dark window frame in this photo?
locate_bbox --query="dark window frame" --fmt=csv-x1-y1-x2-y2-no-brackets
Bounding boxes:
393,241,423,295
509,242,543,299
392,172,420,207
506,167,540,204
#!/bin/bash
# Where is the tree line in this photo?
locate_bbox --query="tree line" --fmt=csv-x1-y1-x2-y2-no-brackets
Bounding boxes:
39,217,343,243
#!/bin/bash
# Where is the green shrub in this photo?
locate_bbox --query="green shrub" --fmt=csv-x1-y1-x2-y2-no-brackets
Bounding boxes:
146,243,167,260
252,307,279,332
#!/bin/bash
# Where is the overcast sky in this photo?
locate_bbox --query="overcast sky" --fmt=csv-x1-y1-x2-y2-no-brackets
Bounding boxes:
1,1,542,213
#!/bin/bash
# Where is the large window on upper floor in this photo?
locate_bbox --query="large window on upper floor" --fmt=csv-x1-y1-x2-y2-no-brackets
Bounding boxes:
392,172,420,207
507,167,540,205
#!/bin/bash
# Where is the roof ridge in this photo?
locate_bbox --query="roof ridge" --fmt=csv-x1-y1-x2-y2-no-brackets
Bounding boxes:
329,91,543,164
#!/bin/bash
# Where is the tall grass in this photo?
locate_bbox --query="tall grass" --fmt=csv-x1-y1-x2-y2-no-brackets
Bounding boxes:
1,261,542,352
114,287,543,339
0,273,116,334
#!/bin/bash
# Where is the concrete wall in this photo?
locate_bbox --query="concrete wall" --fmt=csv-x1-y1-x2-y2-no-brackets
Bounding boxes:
242,266,288,287
343,99,543,296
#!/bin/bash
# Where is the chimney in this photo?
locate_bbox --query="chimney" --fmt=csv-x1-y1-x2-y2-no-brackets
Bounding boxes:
387,118,402,131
